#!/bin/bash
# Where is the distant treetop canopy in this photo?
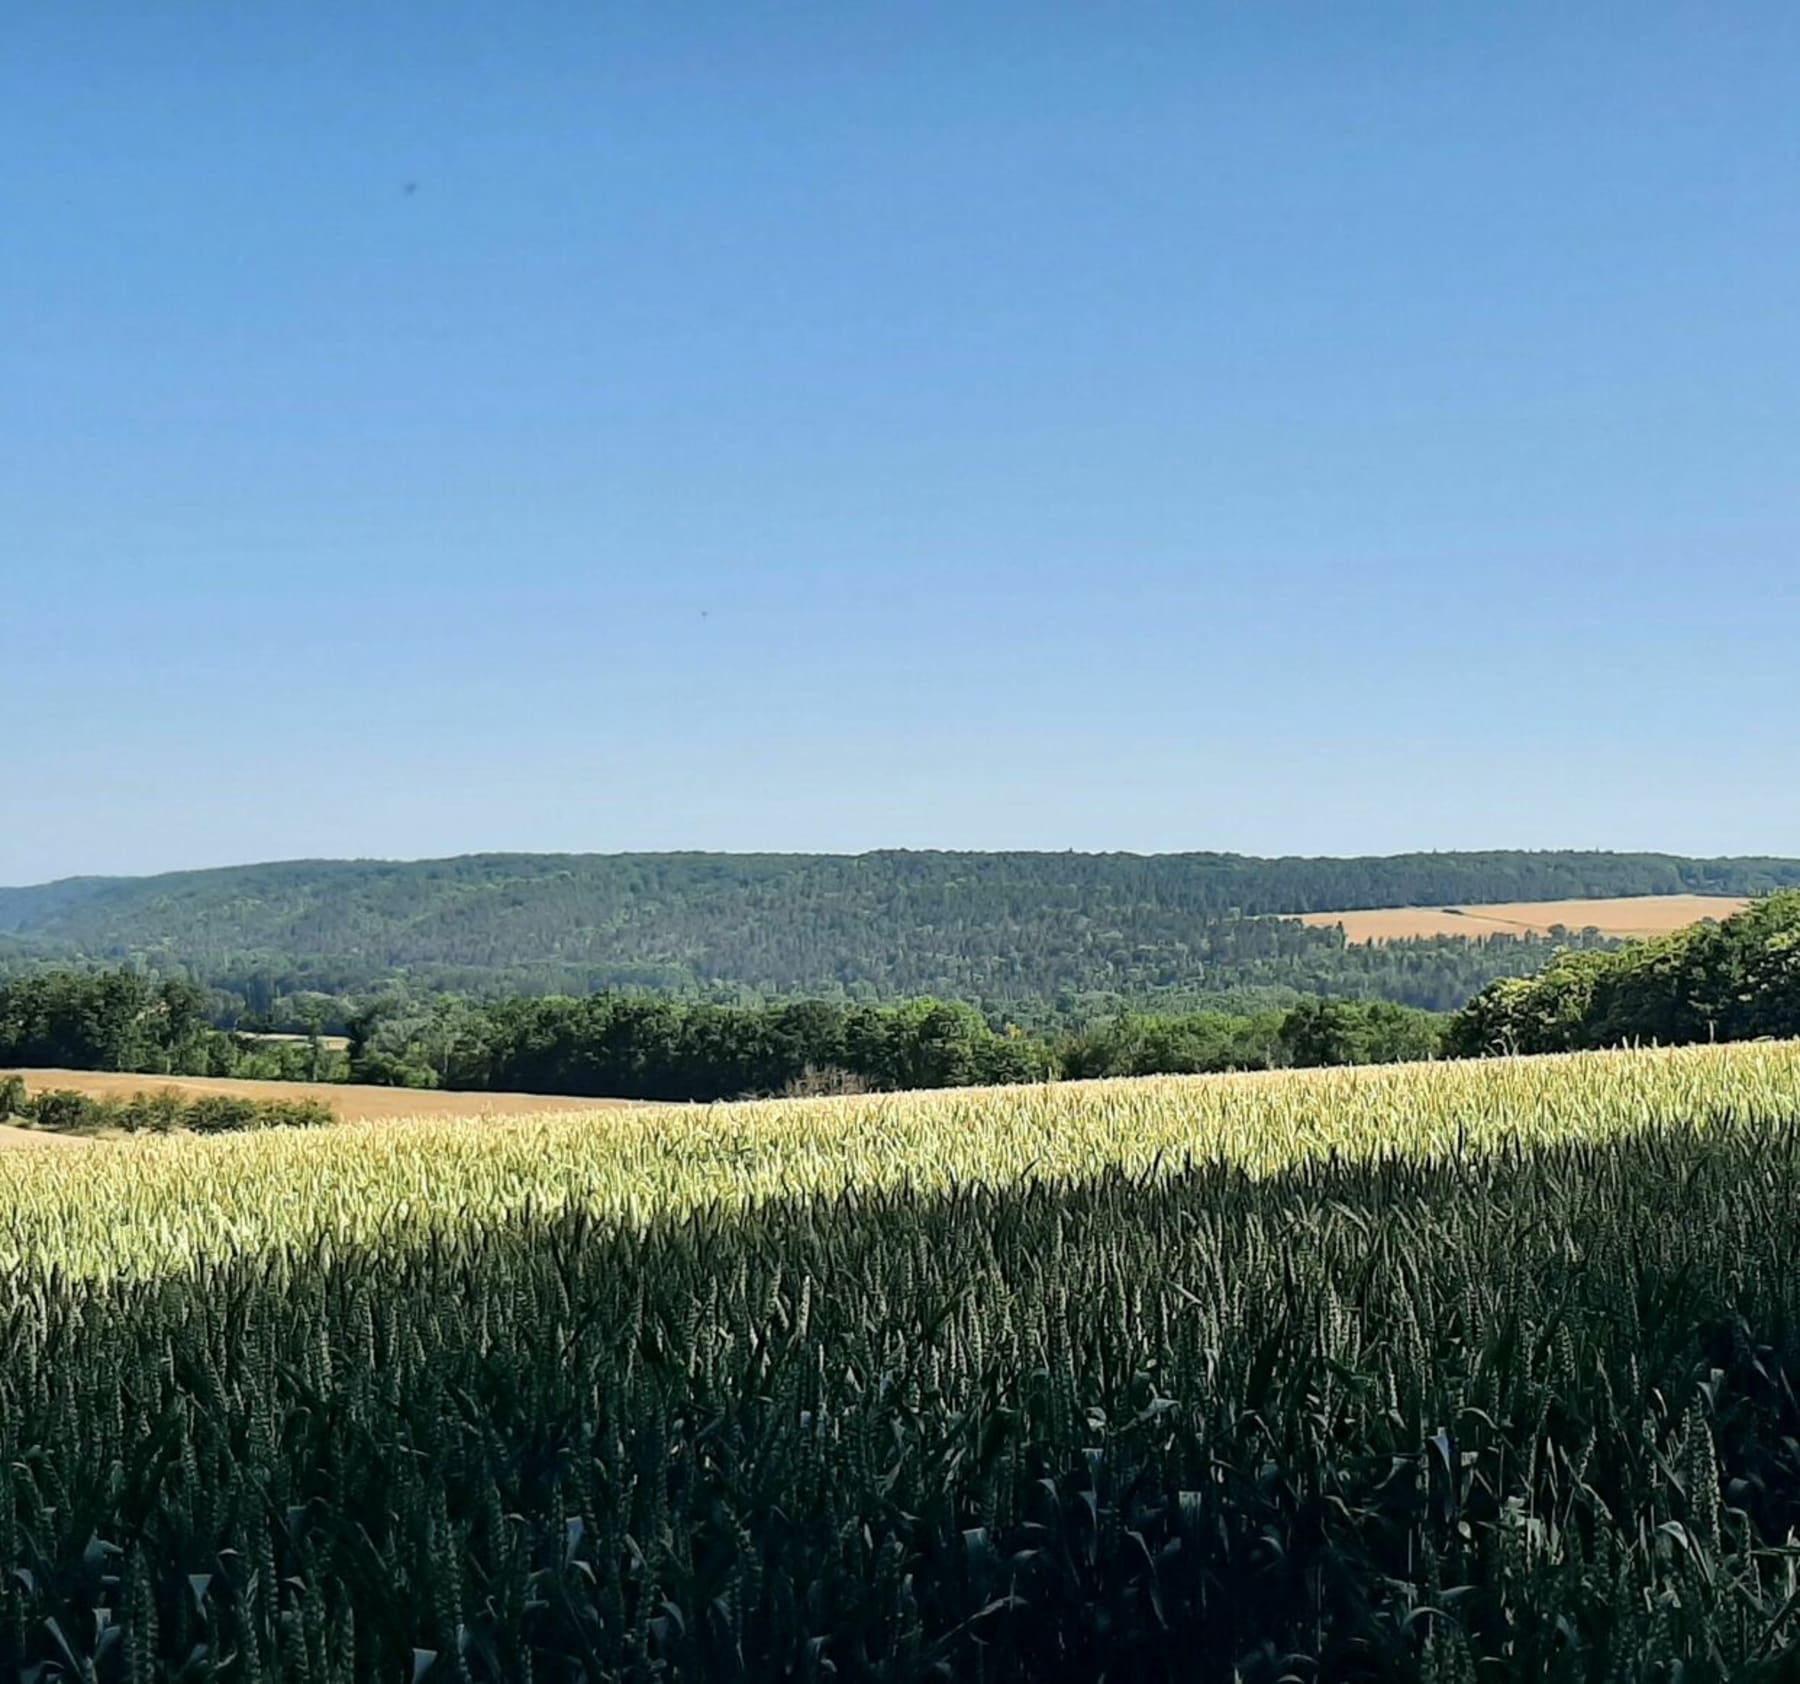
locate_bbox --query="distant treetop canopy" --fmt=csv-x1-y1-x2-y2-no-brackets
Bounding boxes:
2,849,1794,1017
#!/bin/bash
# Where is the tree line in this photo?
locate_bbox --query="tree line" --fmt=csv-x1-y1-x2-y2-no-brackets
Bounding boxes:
1448,890,1800,1055
0,968,1445,1100
364,992,1454,1098
0,970,347,1082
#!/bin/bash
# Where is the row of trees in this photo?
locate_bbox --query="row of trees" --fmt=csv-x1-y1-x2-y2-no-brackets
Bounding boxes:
0,971,345,1081
0,1078,333,1134
1059,998,1443,1079
346,992,1447,1098
378,996,1055,1100
1446,892,1800,1055
0,968,1448,1100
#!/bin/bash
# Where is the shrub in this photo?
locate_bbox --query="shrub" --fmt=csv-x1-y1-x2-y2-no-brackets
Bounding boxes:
116,1090,187,1133
28,1090,103,1131
240,1097,333,1130
6,1085,334,1135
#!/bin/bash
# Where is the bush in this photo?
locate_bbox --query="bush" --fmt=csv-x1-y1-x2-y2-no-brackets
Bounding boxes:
27,1090,103,1131
184,1096,264,1133
184,1095,332,1132
351,1052,441,1089
7,1084,333,1135
259,1098,335,1129
116,1090,187,1133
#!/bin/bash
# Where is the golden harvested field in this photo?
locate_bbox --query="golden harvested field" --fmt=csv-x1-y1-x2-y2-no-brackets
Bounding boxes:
0,1068,650,1122
0,1123,83,1151
1295,892,1747,943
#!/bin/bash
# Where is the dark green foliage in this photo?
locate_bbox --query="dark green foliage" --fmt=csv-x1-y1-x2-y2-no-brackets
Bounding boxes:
1,969,1447,1099
8,848,1785,1013
435,993,1059,1101
0,971,347,1081
1448,891,1800,1055
367,993,1434,1099
176,1094,335,1132
20,1087,102,1131
1059,1009,1289,1077
0,970,215,1072
9,1122,1800,1676
6,1084,332,1133
1276,998,1445,1067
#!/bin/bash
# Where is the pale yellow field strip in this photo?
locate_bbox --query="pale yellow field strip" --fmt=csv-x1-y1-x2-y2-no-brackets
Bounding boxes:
1295,893,1748,944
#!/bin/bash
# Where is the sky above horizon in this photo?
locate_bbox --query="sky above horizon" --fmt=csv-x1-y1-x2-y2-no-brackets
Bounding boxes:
5,3,1798,885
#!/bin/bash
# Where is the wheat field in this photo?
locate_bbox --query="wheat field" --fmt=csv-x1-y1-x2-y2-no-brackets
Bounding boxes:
5,1039,1798,1278
3,1041,1800,1675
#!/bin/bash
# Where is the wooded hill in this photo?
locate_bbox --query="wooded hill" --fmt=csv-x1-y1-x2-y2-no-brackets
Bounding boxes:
3,849,1794,1017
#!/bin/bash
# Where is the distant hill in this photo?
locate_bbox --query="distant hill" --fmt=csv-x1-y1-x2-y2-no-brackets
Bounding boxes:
4,850,1798,1017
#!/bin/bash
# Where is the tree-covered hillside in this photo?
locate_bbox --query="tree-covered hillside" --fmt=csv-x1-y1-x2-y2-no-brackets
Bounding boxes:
1448,890,1800,1056
2,849,1792,1017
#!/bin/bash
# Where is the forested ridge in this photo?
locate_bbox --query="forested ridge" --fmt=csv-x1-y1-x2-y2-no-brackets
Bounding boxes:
2,849,1789,1015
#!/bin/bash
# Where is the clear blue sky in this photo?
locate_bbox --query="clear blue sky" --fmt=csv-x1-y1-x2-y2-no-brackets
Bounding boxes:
5,3,1797,883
